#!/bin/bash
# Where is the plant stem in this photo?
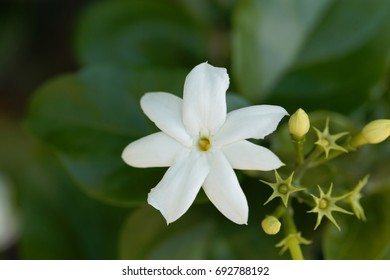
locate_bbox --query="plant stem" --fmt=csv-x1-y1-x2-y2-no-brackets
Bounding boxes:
311,143,353,167
294,146,323,183
287,235,304,260
283,207,304,260
293,139,305,166
273,205,286,219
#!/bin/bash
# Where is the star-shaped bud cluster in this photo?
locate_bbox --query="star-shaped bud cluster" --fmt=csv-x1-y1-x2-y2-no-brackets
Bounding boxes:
314,118,349,158
308,183,353,230
261,171,305,207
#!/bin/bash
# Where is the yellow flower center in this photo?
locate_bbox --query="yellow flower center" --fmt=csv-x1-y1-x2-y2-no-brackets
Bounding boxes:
319,198,328,209
198,136,211,152
278,184,289,194
318,138,329,147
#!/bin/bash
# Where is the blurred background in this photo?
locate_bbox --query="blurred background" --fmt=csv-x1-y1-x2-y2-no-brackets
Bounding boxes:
1,0,389,259
1,1,86,117
1,0,96,259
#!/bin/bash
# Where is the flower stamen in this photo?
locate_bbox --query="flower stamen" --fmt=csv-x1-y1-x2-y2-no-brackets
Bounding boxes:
319,198,328,209
278,184,289,194
198,136,211,152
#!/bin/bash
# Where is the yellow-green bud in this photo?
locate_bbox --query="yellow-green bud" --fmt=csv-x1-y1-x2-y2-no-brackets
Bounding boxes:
289,108,310,139
361,119,390,144
261,216,281,235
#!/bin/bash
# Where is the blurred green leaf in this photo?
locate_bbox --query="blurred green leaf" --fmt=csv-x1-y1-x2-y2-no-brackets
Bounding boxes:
74,0,207,67
20,155,128,259
383,247,390,260
232,0,390,113
0,117,128,259
322,188,390,259
233,0,331,98
226,92,251,112
26,64,188,206
119,206,218,259
119,176,290,260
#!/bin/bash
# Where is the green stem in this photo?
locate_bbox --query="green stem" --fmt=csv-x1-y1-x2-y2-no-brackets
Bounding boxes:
293,139,305,166
287,236,304,260
294,146,323,183
273,205,286,219
295,189,315,206
310,137,357,167
283,207,304,260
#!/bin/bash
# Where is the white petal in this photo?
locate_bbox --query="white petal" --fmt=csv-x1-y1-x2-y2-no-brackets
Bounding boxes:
214,105,288,145
202,151,248,224
182,62,229,136
141,92,192,146
122,132,183,168
222,140,284,171
148,151,210,224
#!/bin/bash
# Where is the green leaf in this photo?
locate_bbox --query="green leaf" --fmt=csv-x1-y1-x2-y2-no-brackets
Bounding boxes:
119,177,291,260
383,247,390,260
226,92,251,112
0,117,128,259
20,157,128,259
232,0,390,113
323,188,390,259
232,0,331,98
119,206,218,259
26,65,188,206
74,0,207,67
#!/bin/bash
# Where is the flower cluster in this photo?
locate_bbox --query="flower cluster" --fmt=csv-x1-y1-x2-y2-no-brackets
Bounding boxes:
259,107,389,258
121,63,389,260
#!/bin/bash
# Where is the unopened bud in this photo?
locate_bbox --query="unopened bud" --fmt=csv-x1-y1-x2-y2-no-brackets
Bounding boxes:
289,108,310,140
261,216,281,235
361,119,390,144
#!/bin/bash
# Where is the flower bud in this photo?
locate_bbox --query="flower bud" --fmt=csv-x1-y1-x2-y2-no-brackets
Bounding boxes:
361,119,390,144
289,108,310,140
261,216,281,235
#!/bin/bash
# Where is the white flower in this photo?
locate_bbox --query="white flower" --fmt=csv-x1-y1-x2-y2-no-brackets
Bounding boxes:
122,62,287,224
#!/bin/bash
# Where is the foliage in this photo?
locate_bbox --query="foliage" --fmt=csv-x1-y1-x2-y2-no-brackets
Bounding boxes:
1,0,390,259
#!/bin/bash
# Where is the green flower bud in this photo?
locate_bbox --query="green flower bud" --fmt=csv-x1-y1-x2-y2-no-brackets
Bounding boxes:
350,119,390,148
261,216,281,235
289,108,310,140
361,119,390,144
